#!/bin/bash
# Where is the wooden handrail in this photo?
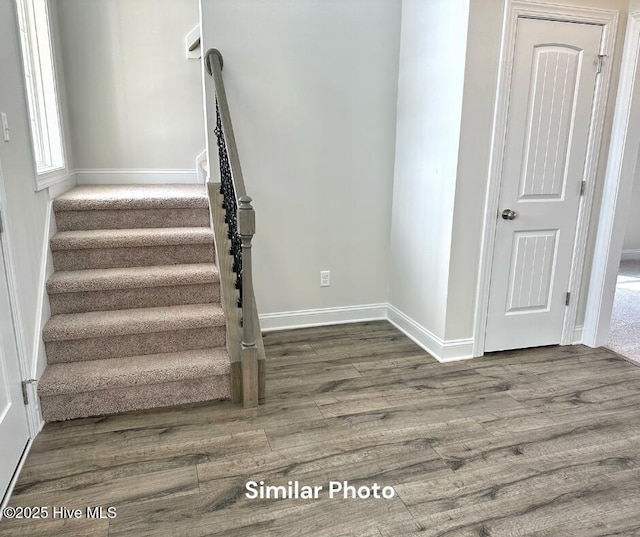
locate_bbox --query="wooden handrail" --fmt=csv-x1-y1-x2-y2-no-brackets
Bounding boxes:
205,49,246,200
204,48,265,408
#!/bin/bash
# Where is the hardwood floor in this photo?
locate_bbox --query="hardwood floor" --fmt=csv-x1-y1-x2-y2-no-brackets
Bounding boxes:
2,321,640,536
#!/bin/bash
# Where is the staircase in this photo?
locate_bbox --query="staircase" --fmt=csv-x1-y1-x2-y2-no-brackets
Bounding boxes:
37,184,231,422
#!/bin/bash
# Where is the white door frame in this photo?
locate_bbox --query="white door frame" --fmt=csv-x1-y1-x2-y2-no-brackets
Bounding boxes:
473,0,619,357
0,159,40,508
583,11,640,348
0,162,40,437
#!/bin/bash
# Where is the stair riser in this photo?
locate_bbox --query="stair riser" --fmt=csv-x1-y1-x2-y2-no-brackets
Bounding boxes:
49,283,221,315
40,376,231,421
45,327,226,364
55,208,211,231
52,244,215,270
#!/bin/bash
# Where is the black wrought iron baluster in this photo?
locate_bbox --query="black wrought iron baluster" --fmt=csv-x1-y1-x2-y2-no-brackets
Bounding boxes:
213,98,243,308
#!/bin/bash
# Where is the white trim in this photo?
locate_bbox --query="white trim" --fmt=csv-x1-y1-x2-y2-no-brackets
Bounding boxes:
47,175,77,200
19,199,54,435
473,0,618,356
561,10,618,347
196,150,208,184
573,324,583,345
621,249,640,261
73,169,198,185
14,0,68,186
0,437,34,514
34,167,69,191
259,304,387,332
0,218,30,391
387,305,474,363
0,181,34,505
0,168,40,441
584,11,640,347
259,304,474,363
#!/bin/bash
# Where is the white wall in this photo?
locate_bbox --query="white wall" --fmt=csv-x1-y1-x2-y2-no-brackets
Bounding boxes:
201,0,402,317
619,4,640,258
55,0,204,182
444,0,503,340
0,0,75,382
389,0,470,340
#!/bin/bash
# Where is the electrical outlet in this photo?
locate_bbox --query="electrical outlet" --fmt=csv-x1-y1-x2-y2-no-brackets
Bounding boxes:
320,270,330,287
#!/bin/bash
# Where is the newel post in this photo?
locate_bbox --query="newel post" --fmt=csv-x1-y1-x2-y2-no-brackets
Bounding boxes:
238,196,259,408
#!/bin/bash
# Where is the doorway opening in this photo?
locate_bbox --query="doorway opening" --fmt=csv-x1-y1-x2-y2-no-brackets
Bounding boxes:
607,253,640,365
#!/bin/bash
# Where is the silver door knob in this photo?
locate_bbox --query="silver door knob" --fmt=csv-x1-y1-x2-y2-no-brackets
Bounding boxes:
501,209,517,220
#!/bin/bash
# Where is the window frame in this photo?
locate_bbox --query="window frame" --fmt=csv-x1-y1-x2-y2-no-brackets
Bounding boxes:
15,0,68,190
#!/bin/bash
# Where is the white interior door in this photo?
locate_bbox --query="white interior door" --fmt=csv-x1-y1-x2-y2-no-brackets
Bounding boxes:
485,18,603,352
0,238,30,504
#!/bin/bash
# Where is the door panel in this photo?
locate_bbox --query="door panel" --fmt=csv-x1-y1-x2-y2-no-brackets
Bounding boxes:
520,47,580,200
0,240,30,504
485,18,602,352
506,229,559,313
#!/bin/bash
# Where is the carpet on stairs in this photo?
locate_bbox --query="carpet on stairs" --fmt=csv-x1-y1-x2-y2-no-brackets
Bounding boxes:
38,184,231,421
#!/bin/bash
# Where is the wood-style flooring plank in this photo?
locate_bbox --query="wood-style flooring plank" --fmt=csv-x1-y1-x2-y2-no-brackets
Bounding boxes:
107,486,412,537
396,436,640,512
433,408,640,472
2,321,640,536
8,466,199,511
33,398,322,445
0,517,109,537
408,466,640,537
15,429,270,497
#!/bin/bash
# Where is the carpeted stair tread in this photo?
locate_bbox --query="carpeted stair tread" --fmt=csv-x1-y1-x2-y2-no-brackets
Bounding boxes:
40,184,231,421
38,348,230,396
53,184,208,211
43,303,225,342
51,227,214,251
47,264,219,294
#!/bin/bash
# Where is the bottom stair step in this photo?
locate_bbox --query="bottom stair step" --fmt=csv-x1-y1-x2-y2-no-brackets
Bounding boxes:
38,348,230,421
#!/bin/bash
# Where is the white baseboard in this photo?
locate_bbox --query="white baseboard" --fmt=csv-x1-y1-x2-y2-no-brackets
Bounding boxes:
259,304,388,332
621,249,640,261
259,303,474,362
386,305,474,363
73,169,198,185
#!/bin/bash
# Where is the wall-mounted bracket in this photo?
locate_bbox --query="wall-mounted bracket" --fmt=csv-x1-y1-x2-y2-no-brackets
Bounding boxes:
185,25,201,59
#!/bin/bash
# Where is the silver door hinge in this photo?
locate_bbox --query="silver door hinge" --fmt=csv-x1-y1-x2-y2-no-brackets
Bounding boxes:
565,292,571,306
580,181,586,196
596,54,607,74
21,379,37,405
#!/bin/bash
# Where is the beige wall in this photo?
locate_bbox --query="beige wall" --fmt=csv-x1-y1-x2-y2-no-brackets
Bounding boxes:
55,0,204,174
201,0,402,315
